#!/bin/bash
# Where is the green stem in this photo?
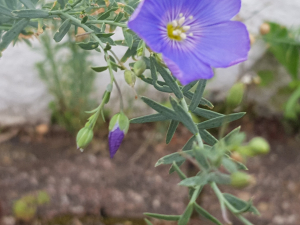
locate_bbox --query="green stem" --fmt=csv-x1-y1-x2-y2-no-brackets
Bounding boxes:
86,20,127,28
211,182,231,224
237,215,254,225
190,185,202,203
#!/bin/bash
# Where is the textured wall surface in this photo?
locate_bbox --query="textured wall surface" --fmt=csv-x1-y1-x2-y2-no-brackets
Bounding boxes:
0,0,300,125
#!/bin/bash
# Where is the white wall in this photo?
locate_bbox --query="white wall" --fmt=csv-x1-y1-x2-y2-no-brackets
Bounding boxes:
1,0,300,125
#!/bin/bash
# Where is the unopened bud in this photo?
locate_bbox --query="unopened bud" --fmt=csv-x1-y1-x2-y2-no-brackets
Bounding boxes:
231,172,253,188
226,82,245,108
108,112,130,158
124,70,136,87
248,137,270,155
260,23,271,35
76,127,93,151
133,59,146,77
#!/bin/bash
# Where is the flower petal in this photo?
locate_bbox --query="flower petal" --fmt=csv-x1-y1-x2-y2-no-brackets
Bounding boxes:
108,127,125,158
194,21,250,68
186,0,241,26
128,0,168,52
163,51,213,85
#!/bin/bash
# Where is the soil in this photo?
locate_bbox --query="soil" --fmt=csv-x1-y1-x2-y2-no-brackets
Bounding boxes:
0,115,300,225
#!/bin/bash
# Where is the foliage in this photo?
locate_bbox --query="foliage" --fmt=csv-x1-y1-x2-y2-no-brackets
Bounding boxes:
262,22,300,120
13,190,50,221
36,29,98,134
0,0,270,224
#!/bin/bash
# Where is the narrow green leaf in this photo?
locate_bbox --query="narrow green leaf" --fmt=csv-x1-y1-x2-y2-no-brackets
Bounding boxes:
189,80,207,111
121,45,137,62
130,113,168,124
178,203,194,225
141,96,179,121
0,18,29,52
172,162,187,180
197,113,245,130
123,28,133,49
155,59,183,99
91,66,108,72
179,174,208,187
96,32,114,38
114,12,123,22
155,150,193,167
193,146,210,170
199,129,218,145
150,56,172,93
144,213,180,221
223,193,260,215
19,0,35,8
182,80,198,93
192,108,223,119
223,126,241,144
166,120,179,144
53,19,71,42
77,41,99,50
0,5,13,17
208,172,231,184
99,36,116,46
81,15,88,23
12,9,49,18
98,7,118,20
194,203,223,225
169,97,198,135
184,91,214,108
222,157,238,173
169,135,196,174
144,219,153,225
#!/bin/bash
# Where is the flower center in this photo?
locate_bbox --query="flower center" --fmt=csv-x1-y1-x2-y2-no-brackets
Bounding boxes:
167,14,193,41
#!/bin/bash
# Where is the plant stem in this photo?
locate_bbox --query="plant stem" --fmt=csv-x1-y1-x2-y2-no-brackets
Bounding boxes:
237,215,254,225
211,182,231,224
86,20,127,28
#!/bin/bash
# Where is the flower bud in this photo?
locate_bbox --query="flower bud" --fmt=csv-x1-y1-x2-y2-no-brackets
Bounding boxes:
231,172,253,188
260,23,271,35
108,112,130,158
124,69,136,87
248,137,270,155
76,127,93,151
226,82,245,108
133,59,146,77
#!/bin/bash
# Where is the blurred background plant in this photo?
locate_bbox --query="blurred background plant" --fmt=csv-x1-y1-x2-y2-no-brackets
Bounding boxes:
36,27,100,134
13,190,50,222
256,22,300,121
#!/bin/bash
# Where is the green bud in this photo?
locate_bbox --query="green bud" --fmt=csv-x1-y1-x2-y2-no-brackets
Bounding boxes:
231,172,253,188
76,127,93,151
248,137,270,155
124,69,136,87
226,82,245,108
133,59,147,77
109,112,129,134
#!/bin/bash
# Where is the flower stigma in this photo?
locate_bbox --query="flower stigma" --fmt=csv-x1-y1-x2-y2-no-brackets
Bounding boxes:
167,14,193,41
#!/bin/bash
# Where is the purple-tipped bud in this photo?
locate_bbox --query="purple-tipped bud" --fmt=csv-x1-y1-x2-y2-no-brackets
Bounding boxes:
108,113,129,158
109,125,125,158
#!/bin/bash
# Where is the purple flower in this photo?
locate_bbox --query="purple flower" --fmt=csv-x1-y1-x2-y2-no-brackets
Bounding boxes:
108,124,125,158
128,0,250,85
108,113,129,158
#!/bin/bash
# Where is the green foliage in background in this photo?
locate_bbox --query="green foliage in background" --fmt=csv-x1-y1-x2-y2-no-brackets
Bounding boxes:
262,22,300,120
13,190,50,221
36,30,97,134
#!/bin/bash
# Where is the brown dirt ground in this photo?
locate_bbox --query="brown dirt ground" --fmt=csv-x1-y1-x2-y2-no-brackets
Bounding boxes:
0,115,300,225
